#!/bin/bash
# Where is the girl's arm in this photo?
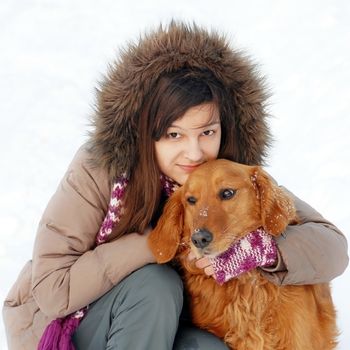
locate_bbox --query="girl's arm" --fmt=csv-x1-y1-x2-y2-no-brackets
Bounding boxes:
261,188,348,285
31,148,154,319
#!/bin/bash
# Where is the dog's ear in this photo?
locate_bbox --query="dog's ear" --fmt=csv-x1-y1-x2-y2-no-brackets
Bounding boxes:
251,167,297,236
148,188,184,263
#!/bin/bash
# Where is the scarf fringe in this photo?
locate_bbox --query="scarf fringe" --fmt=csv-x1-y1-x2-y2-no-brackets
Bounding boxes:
37,318,62,350
37,316,81,350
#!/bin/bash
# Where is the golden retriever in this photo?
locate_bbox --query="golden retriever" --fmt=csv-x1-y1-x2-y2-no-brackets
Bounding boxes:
148,159,338,350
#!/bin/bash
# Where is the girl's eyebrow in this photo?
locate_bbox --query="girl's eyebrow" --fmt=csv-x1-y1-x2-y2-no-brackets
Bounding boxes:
169,120,220,130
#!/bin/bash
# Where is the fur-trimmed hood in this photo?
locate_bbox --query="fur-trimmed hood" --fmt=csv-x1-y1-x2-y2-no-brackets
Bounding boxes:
88,22,271,180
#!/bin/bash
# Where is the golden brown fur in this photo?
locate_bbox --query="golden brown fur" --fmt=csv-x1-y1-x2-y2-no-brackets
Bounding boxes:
148,159,338,349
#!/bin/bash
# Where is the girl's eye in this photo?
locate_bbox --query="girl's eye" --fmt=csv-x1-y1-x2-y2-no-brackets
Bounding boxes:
167,132,180,139
202,130,215,136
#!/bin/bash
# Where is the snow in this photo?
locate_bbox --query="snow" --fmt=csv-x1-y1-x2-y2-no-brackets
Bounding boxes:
1,1,349,348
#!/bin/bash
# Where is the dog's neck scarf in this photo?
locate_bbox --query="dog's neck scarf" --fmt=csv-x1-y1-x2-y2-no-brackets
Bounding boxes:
38,174,178,350
209,228,277,285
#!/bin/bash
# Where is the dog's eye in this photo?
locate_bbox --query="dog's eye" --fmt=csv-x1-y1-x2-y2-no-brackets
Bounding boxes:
187,196,197,205
219,188,236,200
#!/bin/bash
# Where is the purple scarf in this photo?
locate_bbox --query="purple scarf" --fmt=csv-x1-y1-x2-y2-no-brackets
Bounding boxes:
38,174,177,350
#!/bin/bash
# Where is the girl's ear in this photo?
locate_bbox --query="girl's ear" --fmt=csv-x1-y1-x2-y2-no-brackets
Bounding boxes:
251,167,297,236
148,188,184,263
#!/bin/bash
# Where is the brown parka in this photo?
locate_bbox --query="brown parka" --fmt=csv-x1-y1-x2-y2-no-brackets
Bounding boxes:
3,22,348,350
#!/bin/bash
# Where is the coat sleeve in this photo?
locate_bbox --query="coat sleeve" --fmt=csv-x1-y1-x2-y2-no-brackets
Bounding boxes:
261,188,349,285
31,148,153,319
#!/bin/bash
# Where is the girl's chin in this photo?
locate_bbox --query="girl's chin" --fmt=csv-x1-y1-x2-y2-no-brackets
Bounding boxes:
174,177,186,186
172,173,188,186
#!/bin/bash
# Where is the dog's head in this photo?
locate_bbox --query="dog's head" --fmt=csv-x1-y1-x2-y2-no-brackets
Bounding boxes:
148,159,297,263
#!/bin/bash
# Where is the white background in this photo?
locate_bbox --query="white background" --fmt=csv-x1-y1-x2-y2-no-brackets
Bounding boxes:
1,1,349,348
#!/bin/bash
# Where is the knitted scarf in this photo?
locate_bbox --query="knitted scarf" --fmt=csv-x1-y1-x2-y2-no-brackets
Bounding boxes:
209,228,277,285
37,174,178,350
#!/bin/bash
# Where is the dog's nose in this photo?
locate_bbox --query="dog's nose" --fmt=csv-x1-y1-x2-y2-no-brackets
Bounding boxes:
191,228,213,249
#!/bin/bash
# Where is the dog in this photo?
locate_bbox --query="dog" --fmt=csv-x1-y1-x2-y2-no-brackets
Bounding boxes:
148,159,338,350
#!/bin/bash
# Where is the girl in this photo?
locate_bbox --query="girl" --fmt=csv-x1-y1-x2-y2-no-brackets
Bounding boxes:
3,22,348,350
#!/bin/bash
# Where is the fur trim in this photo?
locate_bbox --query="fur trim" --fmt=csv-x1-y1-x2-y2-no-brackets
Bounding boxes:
88,21,271,180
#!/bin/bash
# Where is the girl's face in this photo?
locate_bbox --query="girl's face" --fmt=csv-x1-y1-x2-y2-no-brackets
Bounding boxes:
155,102,221,185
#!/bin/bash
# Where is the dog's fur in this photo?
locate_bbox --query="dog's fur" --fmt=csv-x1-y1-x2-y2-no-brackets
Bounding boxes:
148,159,338,350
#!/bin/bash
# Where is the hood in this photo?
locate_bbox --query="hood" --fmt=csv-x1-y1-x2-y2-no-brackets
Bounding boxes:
88,22,271,180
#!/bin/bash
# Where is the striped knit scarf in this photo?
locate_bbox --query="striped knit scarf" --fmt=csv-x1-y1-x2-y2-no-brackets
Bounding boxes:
37,174,178,350
209,228,277,285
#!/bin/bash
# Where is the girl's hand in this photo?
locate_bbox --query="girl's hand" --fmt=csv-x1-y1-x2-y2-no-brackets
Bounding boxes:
187,251,214,277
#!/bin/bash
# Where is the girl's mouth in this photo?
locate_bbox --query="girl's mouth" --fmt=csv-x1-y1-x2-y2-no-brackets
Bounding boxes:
178,164,201,173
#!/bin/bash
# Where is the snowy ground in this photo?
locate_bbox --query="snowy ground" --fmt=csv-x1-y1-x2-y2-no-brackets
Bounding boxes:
1,1,349,349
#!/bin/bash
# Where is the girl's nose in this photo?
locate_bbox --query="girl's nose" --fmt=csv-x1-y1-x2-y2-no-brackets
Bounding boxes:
185,139,203,162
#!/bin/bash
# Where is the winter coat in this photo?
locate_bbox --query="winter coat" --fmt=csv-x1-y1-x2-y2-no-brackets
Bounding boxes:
3,22,348,350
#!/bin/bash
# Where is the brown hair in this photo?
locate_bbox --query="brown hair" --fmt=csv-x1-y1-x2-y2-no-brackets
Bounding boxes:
113,68,239,238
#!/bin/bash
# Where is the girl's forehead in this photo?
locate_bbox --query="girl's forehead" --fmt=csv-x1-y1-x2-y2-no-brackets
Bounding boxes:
170,103,220,129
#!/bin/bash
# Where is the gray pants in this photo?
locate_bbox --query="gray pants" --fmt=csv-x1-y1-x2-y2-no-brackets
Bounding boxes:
72,264,228,350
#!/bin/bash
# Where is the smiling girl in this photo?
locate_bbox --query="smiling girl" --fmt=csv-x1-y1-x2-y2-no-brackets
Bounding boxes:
3,22,348,350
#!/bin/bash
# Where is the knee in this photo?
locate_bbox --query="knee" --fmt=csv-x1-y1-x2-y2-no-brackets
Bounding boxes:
138,264,183,303
125,264,184,314
141,264,183,290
